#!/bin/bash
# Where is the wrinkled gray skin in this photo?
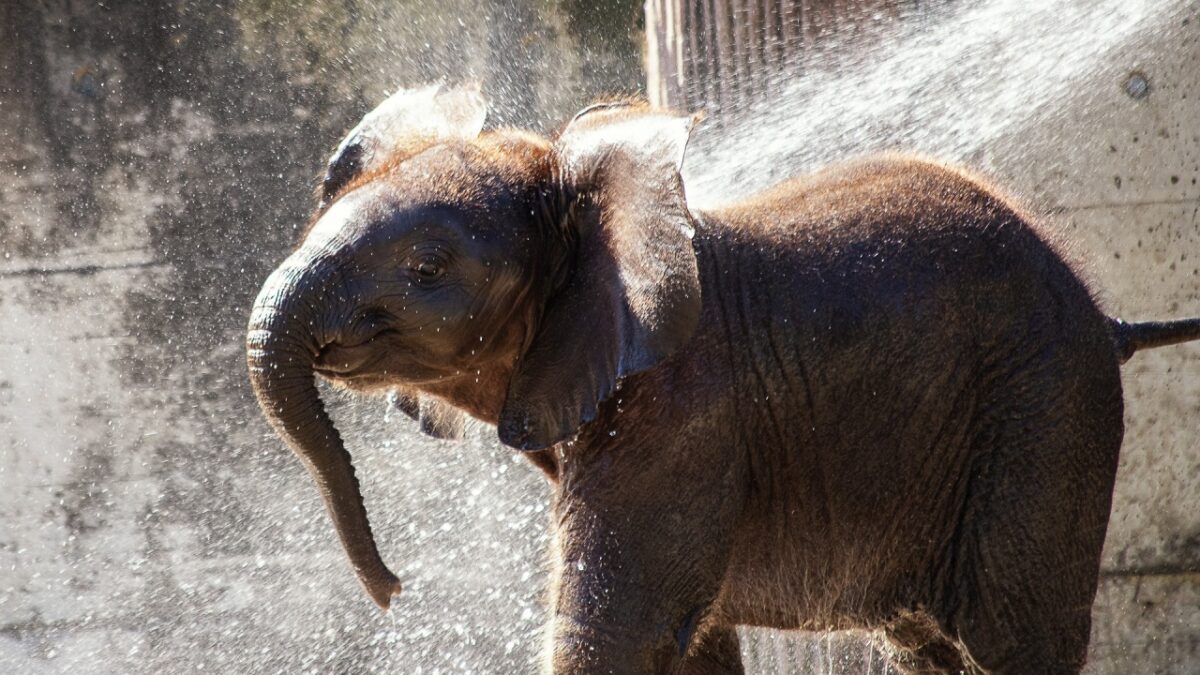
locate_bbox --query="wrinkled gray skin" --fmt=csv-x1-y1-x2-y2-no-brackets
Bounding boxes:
246,85,1200,674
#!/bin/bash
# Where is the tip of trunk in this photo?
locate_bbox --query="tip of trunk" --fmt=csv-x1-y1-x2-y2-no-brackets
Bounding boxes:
364,570,404,611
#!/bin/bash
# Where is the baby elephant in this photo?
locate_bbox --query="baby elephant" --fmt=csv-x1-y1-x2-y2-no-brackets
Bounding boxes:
246,84,1200,674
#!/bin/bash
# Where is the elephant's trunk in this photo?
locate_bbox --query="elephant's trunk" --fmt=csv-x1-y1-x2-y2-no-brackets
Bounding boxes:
246,251,402,610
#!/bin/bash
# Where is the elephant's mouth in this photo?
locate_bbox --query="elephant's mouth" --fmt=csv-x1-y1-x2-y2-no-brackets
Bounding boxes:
314,362,368,378
314,337,447,389
314,325,405,373
313,359,394,393
315,343,383,378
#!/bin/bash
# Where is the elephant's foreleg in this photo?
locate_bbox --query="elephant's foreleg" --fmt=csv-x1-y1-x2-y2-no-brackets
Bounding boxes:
544,550,728,673
542,498,736,673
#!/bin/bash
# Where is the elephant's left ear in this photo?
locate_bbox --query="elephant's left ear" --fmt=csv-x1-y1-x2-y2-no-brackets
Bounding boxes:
498,104,702,450
321,83,488,206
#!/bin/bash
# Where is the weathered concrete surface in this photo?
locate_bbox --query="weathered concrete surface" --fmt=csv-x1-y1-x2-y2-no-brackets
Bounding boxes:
0,1,638,672
0,1,1196,674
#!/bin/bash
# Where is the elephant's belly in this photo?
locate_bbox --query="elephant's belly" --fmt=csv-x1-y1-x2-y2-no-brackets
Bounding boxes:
716,423,976,631
717,515,952,633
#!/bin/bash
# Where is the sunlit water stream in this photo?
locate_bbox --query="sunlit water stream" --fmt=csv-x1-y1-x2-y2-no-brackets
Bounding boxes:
684,0,1165,205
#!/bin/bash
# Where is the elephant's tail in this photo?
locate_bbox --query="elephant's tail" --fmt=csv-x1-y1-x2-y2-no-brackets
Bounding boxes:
1110,316,1200,364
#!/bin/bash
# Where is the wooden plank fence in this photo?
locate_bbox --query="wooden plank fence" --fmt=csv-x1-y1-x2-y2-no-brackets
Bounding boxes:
645,0,925,111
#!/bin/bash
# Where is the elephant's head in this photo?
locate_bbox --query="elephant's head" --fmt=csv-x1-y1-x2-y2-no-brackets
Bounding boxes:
246,84,702,609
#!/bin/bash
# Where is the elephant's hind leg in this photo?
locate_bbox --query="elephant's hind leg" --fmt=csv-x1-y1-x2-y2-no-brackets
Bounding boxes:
883,614,971,674
948,350,1123,674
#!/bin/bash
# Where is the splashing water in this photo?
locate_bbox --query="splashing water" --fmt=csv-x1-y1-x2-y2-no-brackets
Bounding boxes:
684,0,1171,207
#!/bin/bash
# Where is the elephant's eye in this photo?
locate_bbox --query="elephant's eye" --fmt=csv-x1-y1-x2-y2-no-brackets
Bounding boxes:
412,258,445,283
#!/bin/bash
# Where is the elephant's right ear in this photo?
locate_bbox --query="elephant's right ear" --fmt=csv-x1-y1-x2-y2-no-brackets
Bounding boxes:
320,83,488,206
498,103,701,450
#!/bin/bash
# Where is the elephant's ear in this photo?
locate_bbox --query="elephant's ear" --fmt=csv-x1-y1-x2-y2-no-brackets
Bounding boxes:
386,390,465,441
498,104,701,450
321,83,488,206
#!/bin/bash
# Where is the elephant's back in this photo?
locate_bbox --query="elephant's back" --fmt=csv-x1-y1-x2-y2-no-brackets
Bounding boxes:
693,153,1102,342
701,153,1032,239
692,153,1113,421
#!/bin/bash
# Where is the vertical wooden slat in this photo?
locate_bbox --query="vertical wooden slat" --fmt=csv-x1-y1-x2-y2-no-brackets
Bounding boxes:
687,0,703,110
762,0,780,71
724,0,744,106
801,0,820,52
702,0,720,111
713,0,733,110
760,0,774,72
645,0,661,106
651,0,683,108
679,0,692,110
830,0,842,43
781,0,799,58
843,0,862,44
672,0,686,106
746,0,760,99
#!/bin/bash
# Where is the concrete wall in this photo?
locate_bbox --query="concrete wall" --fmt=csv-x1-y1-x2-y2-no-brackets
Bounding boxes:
1,1,1197,674
0,1,640,672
